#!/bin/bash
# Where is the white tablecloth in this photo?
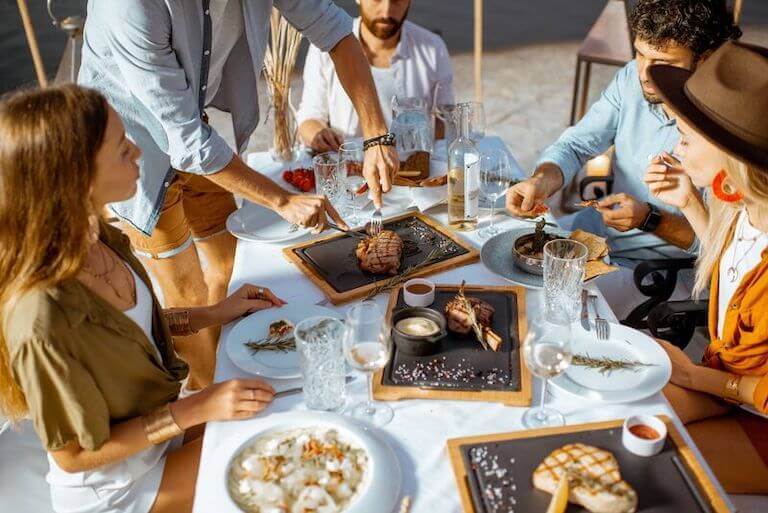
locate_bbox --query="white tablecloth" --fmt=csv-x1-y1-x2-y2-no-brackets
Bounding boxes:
193,154,733,513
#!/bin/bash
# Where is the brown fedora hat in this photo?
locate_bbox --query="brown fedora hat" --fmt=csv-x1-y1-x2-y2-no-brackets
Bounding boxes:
649,41,768,169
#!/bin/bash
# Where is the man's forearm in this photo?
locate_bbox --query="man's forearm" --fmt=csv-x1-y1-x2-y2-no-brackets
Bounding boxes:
205,154,288,210
298,119,325,147
329,35,388,139
653,212,696,250
533,163,566,197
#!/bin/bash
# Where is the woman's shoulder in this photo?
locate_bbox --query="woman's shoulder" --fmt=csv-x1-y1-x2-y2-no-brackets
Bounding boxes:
5,283,85,356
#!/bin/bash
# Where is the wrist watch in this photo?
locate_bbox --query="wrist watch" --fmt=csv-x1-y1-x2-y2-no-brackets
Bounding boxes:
639,202,662,232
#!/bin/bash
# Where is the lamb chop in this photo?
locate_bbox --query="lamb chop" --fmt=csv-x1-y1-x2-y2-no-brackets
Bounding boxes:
533,443,638,513
355,230,403,275
444,282,502,351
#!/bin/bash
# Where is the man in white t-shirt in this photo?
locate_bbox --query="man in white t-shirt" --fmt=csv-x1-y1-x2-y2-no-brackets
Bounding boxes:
297,0,454,152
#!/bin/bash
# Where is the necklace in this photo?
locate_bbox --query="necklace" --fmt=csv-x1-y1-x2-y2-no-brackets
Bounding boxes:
81,243,136,303
726,213,766,283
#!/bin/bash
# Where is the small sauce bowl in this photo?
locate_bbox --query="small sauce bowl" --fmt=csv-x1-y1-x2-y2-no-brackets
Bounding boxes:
391,307,447,356
403,279,436,307
622,415,668,457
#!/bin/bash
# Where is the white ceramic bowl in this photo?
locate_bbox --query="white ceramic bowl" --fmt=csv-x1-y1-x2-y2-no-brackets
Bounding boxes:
403,278,436,307
622,414,668,457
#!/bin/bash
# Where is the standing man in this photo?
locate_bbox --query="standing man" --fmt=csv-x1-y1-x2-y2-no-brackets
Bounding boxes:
297,0,454,152
79,0,398,389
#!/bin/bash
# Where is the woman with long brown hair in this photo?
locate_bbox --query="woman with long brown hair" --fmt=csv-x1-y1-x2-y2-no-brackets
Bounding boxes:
0,85,284,512
644,41,768,492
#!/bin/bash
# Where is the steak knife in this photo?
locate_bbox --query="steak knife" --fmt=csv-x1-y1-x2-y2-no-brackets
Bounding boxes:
581,289,591,331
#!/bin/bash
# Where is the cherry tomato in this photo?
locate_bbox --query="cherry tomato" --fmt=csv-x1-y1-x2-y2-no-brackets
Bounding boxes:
282,170,293,182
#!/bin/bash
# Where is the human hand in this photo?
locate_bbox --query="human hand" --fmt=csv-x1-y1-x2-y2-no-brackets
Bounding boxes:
363,144,399,208
213,285,286,325
193,379,276,422
643,153,698,210
309,127,343,153
596,193,650,232
276,193,348,234
505,176,550,217
656,339,697,388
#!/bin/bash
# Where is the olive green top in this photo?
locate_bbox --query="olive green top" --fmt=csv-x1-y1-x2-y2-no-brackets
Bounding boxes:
5,224,188,451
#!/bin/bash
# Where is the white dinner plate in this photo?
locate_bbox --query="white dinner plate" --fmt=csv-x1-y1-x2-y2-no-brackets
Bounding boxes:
226,201,309,244
224,304,340,379
216,412,402,513
550,322,672,403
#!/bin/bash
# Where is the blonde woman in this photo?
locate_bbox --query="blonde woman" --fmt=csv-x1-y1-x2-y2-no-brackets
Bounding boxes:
0,85,285,512
643,42,768,492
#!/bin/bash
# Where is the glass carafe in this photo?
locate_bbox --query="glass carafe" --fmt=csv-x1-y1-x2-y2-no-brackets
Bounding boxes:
447,103,480,231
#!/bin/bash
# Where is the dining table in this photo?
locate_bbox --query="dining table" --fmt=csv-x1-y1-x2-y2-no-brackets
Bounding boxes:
191,147,734,513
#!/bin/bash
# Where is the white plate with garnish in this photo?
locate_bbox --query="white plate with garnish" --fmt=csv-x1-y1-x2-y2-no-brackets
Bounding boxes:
550,322,671,403
214,411,401,513
227,201,310,244
225,304,340,379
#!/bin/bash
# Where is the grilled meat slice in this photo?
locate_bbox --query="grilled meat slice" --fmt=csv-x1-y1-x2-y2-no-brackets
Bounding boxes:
355,230,403,275
444,295,495,334
533,443,638,513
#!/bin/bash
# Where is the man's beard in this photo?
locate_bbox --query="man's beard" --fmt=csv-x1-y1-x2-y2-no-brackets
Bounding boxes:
642,90,663,104
361,7,409,40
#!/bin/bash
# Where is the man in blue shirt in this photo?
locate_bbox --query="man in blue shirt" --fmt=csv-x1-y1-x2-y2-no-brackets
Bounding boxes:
507,0,741,261
79,0,400,389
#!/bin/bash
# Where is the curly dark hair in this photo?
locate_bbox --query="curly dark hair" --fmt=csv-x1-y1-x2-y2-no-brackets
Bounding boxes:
630,0,742,57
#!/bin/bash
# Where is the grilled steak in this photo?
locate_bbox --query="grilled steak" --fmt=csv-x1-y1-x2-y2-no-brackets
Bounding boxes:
533,443,638,513
444,295,495,335
356,230,403,275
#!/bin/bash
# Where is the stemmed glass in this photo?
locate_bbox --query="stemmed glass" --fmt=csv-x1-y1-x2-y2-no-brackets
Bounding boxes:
522,314,573,428
339,141,365,224
343,302,394,426
478,149,513,239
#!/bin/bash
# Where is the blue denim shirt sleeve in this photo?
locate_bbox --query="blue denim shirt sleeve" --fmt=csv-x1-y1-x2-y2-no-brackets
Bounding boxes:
275,0,353,52
536,65,626,185
103,1,233,175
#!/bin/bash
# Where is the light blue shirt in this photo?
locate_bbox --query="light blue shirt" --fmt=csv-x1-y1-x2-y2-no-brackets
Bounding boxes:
537,61,696,262
79,0,352,235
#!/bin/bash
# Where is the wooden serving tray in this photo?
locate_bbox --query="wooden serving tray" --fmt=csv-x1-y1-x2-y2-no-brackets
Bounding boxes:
283,212,479,305
448,417,729,513
372,284,531,406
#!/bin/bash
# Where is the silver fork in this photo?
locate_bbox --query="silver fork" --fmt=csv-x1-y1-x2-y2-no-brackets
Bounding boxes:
369,207,383,236
588,293,610,341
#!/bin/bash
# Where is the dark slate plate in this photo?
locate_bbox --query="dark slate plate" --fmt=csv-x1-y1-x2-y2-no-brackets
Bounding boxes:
460,427,710,513
292,216,468,294
382,288,521,392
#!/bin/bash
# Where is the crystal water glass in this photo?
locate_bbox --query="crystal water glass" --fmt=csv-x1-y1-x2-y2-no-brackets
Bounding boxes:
478,149,513,239
294,317,347,411
522,315,573,428
339,141,365,224
543,239,588,321
343,302,394,426
313,152,344,210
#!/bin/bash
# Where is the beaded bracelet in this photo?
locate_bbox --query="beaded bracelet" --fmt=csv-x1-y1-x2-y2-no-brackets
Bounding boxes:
164,309,198,337
141,403,183,445
363,132,396,151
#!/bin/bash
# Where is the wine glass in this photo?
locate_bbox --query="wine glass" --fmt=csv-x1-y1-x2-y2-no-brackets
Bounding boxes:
343,302,394,426
478,149,513,239
522,314,573,428
339,141,365,224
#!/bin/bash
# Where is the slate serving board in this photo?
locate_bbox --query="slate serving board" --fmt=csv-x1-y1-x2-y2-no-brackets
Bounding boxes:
382,288,521,392
459,425,715,513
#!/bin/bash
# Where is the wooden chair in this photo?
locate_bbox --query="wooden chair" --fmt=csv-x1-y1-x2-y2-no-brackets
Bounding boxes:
570,0,634,125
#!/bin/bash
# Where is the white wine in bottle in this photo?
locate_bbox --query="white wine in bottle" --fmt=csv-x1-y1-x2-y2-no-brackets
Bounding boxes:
447,103,480,230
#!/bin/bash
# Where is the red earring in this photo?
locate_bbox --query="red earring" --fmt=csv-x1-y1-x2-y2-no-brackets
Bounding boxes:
712,170,743,203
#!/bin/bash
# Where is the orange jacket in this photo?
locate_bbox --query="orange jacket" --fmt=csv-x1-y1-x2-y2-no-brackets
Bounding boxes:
704,249,768,413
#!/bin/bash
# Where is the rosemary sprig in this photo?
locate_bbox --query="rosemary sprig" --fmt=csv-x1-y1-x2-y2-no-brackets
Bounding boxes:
362,248,443,300
244,335,296,355
572,353,657,376
458,280,489,350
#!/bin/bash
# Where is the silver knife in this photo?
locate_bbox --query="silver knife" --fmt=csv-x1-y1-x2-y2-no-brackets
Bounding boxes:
274,376,355,399
581,289,591,331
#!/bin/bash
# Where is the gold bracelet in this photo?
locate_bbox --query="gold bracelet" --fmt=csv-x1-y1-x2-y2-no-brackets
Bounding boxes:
164,309,198,336
724,374,742,404
141,403,184,445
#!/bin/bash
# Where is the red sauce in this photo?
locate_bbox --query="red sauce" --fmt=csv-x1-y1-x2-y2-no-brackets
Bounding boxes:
629,424,660,440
